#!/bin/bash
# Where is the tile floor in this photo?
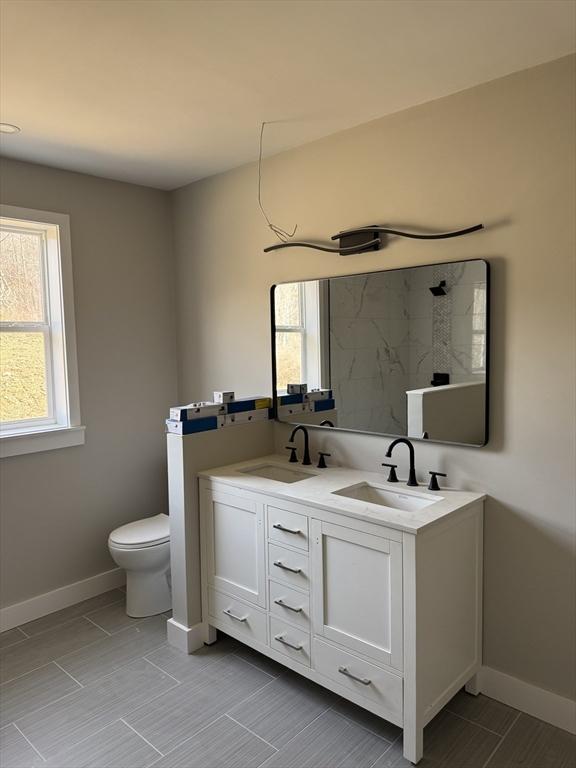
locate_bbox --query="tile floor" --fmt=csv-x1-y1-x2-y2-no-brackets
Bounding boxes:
0,590,574,768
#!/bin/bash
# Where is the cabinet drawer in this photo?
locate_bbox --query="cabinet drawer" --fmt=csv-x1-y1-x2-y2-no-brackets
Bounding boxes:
268,506,309,551
313,638,402,720
268,543,310,591
269,580,310,631
208,589,267,645
270,616,311,667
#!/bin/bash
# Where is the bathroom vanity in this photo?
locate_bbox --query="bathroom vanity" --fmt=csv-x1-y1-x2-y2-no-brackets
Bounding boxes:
198,455,484,764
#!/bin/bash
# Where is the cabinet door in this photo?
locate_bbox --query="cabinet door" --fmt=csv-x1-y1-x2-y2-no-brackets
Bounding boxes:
201,487,266,608
310,519,403,669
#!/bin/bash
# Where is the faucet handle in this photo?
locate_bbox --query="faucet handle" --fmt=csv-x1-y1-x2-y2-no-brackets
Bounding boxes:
285,445,298,463
381,463,399,482
317,452,331,469
428,471,446,491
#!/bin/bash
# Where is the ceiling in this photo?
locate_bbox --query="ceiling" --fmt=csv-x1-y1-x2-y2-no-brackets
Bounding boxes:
1,0,574,190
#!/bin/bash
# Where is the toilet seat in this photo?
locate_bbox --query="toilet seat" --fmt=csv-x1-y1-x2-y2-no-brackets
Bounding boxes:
109,514,169,549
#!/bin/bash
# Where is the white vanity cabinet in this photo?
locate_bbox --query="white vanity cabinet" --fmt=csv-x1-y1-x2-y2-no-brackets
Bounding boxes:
310,520,403,670
200,485,266,608
199,472,483,765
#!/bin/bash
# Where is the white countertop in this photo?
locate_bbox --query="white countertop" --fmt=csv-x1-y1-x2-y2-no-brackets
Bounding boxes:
199,454,485,534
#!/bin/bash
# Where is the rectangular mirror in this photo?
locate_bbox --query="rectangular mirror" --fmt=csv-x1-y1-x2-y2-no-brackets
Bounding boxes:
271,259,489,446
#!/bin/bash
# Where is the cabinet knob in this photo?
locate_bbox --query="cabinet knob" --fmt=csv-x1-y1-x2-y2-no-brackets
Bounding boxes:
272,523,301,535
223,608,248,623
274,598,303,613
338,665,371,685
273,560,302,574
274,634,304,651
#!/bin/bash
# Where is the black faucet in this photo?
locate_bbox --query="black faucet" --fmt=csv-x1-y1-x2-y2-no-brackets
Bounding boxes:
385,438,418,486
289,425,311,466
320,419,335,427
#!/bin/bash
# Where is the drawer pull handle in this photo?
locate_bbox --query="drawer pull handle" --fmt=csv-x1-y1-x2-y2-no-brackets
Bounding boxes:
275,633,304,651
274,598,303,613
274,560,302,574
273,523,301,535
338,665,372,686
223,608,248,623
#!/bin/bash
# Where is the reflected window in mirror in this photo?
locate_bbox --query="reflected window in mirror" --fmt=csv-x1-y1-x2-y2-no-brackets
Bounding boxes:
274,281,328,393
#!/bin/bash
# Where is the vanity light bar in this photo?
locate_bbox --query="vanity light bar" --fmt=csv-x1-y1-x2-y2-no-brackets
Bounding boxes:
263,223,484,255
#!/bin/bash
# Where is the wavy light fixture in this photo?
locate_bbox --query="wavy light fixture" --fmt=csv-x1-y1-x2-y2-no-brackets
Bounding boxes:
258,122,483,254
263,223,484,254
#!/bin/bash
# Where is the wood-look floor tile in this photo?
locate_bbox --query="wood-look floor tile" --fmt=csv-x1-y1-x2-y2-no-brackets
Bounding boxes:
15,658,177,760
124,654,273,754
486,713,576,767
0,662,81,728
331,695,402,742
57,616,167,685
233,645,287,678
144,636,238,682
148,715,276,768
370,738,441,768
20,591,124,637
86,602,148,635
0,724,44,768
227,672,334,748
445,691,519,736
260,709,389,768
0,618,107,684
0,630,27,652
421,709,500,767
45,720,160,768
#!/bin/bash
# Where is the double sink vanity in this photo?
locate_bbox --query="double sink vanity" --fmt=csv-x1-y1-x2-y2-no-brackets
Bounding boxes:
198,446,485,764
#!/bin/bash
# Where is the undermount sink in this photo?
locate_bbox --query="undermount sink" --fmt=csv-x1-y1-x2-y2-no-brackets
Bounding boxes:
332,482,440,512
239,463,317,484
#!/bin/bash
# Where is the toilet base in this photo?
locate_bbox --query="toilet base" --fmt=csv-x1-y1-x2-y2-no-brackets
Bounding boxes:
126,569,172,617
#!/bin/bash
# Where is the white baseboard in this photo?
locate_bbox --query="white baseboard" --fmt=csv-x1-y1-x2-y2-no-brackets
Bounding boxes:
479,665,576,735
166,618,205,653
0,568,126,632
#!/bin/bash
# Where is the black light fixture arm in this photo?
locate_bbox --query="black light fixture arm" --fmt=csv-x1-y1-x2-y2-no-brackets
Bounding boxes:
332,223,484,241
264,237,381,254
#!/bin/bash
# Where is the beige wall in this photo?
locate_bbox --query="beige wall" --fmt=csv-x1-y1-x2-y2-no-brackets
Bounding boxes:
172,56,576,700
0,159,177,607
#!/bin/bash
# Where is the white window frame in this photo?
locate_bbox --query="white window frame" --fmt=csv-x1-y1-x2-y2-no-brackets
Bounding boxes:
0,205,84,457
275,281,329,393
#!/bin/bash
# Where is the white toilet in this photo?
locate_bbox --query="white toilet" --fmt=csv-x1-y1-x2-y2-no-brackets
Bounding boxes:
108,514,171,617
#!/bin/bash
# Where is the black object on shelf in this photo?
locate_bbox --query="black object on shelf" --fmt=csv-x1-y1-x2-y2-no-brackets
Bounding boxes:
320,419,335,427
317,452,331,469
381,462,399,482
431,372,450,387
428,471,447,491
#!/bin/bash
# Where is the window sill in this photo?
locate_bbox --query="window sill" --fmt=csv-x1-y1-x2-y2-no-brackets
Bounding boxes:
0,425,86,458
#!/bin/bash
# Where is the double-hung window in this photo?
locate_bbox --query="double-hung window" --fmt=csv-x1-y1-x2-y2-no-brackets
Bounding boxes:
0,205,83,457
274,281,328,393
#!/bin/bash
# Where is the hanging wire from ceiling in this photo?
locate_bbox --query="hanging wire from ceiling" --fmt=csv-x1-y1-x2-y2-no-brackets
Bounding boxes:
258,121,297,243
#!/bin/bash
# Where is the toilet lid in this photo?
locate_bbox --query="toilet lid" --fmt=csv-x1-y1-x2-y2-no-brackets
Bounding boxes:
109,514,170,548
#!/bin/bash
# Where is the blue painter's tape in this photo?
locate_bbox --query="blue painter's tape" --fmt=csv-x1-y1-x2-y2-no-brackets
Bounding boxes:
278,393,303,405
227,399,257,414
313,398,335,412
165,417,218,434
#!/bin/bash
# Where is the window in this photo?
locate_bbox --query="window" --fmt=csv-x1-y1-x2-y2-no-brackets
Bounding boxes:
274,281,328,393
0,205,83,457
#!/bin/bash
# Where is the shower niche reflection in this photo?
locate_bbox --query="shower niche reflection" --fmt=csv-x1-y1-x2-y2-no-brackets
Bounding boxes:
271,259,489,447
